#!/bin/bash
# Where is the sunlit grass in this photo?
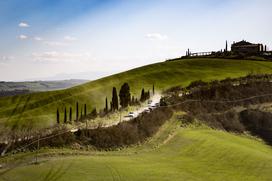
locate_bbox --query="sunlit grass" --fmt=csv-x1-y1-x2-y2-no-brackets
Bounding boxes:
1,113,272,181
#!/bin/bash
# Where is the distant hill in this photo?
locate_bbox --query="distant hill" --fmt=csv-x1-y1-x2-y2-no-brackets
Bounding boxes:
0,79,88,97
1,58,272,131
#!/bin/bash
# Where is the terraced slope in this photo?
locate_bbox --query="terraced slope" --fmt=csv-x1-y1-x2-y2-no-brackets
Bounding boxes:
1,58,272,130
1,114,271,181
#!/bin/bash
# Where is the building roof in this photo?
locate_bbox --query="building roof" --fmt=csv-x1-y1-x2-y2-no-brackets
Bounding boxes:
232,40,253,47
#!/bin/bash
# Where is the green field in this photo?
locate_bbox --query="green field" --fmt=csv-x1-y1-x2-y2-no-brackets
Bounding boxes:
1,113,272,181
1,58,272,130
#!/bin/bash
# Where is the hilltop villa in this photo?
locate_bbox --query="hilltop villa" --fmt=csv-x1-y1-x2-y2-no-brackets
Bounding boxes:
180,40,271,60
231,40,265,55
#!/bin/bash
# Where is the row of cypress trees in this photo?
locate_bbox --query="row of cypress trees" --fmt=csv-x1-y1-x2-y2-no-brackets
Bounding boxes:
56,102,89,124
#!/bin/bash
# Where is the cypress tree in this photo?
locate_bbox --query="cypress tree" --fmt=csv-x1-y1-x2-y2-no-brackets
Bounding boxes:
112,87,119,110
144,91,148,100
80,107,83,119
153,84,155,95
119,83,131,108
56,109,60,124
69,107,72,122
64,107,67,124
105,97,108,112
84,104,87,117
76,102,79,121
140,88,145,102
110,101,113,111
131,96,135,105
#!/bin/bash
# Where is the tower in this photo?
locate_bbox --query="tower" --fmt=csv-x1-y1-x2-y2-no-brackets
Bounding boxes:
186,48,190,56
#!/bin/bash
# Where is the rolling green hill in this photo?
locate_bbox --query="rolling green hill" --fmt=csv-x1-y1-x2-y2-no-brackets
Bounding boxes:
1,113,272,181
0,79,88,92
1,58,272,130
0,79,88,97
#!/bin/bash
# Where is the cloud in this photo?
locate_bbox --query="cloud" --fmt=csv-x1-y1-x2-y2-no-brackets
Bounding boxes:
18,35,28,40
145,33,168,40
64,36,77,41
34,37,43,41
44,41,68,46
32,51,91,63
18,22,30,28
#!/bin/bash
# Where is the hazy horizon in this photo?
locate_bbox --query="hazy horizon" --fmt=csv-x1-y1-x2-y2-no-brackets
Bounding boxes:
1,0,271,81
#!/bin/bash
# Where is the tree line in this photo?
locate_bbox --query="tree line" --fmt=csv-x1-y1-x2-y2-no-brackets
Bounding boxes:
105,83,155,113
56,103,97,124
56,83,155,124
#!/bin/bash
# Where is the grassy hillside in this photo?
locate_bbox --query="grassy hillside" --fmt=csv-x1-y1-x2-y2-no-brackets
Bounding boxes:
1,114,272,181
1,58,272,130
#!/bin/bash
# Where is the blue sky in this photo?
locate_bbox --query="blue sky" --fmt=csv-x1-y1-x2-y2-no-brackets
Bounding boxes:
0,0,272,81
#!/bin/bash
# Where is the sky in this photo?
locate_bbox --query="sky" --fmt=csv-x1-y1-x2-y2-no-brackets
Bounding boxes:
0,0,271,81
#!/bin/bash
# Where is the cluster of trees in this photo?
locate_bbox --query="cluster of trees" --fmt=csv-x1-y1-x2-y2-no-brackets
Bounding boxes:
140,88,150,102
104,83,135,114
240,109,272,145
162,74,272,142
104,83,155,114
57,82,155,123
56,102,97,124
